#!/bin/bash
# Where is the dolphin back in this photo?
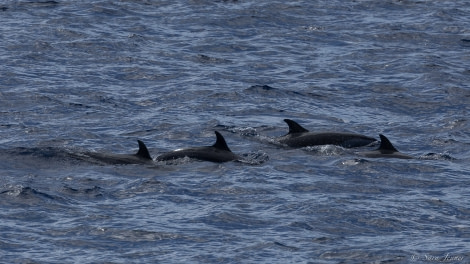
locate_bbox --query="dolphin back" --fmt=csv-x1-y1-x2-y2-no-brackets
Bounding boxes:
284,119,309,134
279,119,376,148
358,134,414,159
378,134,399,152
212,131,232,152
156,131,239,163
136,140,152,160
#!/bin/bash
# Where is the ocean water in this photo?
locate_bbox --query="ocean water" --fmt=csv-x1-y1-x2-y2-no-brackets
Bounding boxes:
1,0,470,263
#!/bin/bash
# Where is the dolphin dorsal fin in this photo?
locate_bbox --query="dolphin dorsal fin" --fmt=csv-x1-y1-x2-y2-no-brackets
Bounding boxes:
136,140,152,160
378,134,399,152
212,131,232,152
284,119,309,134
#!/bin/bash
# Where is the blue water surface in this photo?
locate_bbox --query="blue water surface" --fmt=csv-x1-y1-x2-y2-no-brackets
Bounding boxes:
1,0,470,263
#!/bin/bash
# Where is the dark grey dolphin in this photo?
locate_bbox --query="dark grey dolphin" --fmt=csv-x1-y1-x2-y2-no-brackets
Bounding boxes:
277,119,377,148
84,140,153,165
358,134,413,159
156,131,240,163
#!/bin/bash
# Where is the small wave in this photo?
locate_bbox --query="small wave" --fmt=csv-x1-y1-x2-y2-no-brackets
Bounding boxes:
0,185,24,197
304,145,347,156
341,158,370,166
1,186,68,205
0,186,55,200
244,84,323,99
194,54,232,64
154,156,194,165
108,229,183,242
200,211,273,230
238,151,269,165
213,124,260,137
61,185,104,199
5,146,82,164
419,152,456,160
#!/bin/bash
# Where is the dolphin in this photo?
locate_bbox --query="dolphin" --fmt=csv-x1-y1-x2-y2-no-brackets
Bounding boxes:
156,131,240,163
358,134,413,159
83,140,153,165
277,119,377,148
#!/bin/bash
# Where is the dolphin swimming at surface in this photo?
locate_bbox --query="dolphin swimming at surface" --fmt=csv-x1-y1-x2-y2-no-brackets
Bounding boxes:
358,134,413,159
156,131,241,163
83,140,153,165
277,119,377,148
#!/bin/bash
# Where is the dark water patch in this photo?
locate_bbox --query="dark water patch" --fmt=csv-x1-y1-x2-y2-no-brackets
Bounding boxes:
160,179,276,204
7,146,67,159
0,185,69,209
288,221,315,231
244,84,324,99
61,185,104,199
421,198,470,222
316,207,410,237
17,186,56,200
107,229,187,242
192,254,236,264
0,146,97,168
25,1,59,6
111,179,169,200
203,185,275,197
272,241,300,252
199,211,274,230
461,38,470,47
238,241,301,255
120,127,162,137
194,54,232,64
1,0,59,11
285,182,392,196
1,186,55,201
320,249,409,264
